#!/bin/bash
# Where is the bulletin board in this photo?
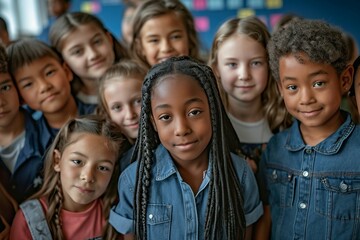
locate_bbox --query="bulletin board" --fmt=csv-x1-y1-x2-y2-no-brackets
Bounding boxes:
70,0,360,55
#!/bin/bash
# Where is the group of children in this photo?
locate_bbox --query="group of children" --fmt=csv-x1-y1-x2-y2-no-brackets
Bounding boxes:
0,0,360,239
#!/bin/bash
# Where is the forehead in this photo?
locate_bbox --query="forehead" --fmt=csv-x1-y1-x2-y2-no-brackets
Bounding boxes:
62,23,105,47
140,13,187,35
0,72,12,83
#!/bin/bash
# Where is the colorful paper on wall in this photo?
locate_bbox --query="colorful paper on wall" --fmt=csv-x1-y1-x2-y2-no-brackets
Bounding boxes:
248,0,264,9
207,0,224,10
266,0,283,9
238,9,255,18
227,0,244,9
181,0,193,9
270,13,283,28
195,16,210,32
193,0,206,10
81,1,101,13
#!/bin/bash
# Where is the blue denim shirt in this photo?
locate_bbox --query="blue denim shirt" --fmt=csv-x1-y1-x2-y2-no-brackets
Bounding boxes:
260,112,360,240
110,144,263,239
0,110,45,203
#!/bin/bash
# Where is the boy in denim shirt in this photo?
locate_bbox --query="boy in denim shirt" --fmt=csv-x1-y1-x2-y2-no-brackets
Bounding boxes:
260,19,360,239
7,39,95,150
0,43,45,204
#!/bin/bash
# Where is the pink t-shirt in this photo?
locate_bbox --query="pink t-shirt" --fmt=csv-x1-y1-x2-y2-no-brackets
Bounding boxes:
10,198,105,239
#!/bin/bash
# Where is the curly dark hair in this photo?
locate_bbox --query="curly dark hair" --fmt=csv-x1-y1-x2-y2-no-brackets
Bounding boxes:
268,19,349,81
132,56,246,239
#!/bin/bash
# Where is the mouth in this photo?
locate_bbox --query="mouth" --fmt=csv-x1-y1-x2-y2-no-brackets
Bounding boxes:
41,92,58,103
158,55,177,63
124,122,139,129
0,110,10,117
75,186,95,194
299,108,322,117
174,140,197,150
89,59,105,69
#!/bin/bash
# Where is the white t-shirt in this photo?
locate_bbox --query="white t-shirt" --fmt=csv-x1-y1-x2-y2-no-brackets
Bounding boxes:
0,131,26,174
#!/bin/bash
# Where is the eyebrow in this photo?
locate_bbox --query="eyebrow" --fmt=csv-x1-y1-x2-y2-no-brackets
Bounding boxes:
17,63,55,83
71,151,115,165
0,78,12,85
154,97,205,110
67,33,102,51
144,29,183,38
282,69,329,82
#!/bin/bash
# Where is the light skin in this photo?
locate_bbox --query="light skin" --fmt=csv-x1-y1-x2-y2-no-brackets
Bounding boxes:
0,73,24,147
13,56,77,129
215,34,269,122
60,23,115,95
278,53,352,146
139,13,190,66
121,5,136,45
104,76,142,142
53,133,117,212
354,68,360,115
151,74,212,193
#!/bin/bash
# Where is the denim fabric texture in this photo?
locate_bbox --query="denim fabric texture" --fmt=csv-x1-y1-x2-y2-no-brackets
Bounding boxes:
110,144,263,239
0,110,45,203
261,112,360,240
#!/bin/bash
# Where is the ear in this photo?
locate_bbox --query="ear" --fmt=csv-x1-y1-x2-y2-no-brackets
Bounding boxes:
62,62,74,82
340,64,354,95
150,115,157,132
53,149,62,172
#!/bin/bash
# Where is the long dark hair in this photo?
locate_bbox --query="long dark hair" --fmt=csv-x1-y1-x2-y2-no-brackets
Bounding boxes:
132,56,246,239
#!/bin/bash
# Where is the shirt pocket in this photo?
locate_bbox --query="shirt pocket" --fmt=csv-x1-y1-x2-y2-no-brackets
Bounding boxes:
266,168,296,208
147,204,172,240
316,177,360,220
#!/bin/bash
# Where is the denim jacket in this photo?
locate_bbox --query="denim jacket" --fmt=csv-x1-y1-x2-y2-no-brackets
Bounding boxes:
110,144,263,239
0,110,45,203
260,112,360,240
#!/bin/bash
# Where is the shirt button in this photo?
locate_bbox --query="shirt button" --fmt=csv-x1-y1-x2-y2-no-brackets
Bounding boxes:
299,203,307,209
305,149,312,154
149,214,153,220
272,170,277,179
340,182,348,191
302,171,309,177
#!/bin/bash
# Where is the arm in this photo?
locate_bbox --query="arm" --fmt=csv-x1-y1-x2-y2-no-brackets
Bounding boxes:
252,205,271,240
124,233,135,240
245,225,253,240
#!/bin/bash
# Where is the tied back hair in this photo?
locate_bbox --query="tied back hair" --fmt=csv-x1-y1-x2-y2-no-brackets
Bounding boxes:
132,56,246,239
31,115,125,240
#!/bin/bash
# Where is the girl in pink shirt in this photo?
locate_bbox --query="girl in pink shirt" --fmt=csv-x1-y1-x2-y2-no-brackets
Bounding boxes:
10,116,125,240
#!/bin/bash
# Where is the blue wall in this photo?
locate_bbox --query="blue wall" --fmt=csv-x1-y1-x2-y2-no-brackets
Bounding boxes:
70,0,360,55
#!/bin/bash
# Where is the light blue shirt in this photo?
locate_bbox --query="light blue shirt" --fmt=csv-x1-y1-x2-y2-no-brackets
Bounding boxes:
260,111,360,240
110,144,263,239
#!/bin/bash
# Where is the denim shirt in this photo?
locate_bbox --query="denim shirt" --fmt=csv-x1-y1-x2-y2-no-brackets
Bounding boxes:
260,112,360,240
0,110,45,203
110,144,263,239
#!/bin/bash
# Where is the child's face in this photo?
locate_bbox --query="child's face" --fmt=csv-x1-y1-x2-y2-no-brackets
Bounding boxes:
150,74,212,165
139,13,189,66
54,133,117,212
104,77,142,141
278,53,351,132
61,23,115,82
13,56,73,114
216,34,268,105
354,69,360,116
0,73,20,130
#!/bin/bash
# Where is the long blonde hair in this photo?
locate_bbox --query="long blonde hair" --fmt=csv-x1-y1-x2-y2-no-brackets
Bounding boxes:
209,16,292,132
32,115,125,239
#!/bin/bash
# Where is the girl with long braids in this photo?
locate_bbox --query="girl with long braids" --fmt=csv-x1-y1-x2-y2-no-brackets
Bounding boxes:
109,56,263,239
10,116,125,240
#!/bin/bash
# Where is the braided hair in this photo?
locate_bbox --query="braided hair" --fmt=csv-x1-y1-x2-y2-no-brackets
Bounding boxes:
132,56,246,239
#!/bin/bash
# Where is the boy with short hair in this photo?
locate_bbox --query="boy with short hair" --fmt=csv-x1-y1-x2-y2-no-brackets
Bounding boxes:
261,19,360,239
7,39,95,150
0,43,45,204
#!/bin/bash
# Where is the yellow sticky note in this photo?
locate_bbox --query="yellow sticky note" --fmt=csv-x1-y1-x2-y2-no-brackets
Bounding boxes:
266,0,283,9
81,2,92,13
238,9,255,18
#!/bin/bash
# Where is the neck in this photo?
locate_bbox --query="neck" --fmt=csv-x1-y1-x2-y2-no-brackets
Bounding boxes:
80,77,99,95
44,97,78,129
228,96,264,122
0,110,25,147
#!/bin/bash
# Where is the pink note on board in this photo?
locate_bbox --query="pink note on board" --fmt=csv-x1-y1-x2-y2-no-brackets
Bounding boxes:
193,0,206,10
270,14,283,28
195,16,209,32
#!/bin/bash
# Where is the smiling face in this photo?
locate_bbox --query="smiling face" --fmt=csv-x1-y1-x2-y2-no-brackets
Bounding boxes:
139,13,189,66
150,74,212,165
13,56,73,114
216,34,268,105
0,73,20,131
60,23,115,82
104,76,142,141
278,53,352,134
54,133,117,212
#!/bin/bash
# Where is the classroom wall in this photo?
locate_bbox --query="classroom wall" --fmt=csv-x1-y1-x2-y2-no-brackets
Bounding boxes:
70,0,360,55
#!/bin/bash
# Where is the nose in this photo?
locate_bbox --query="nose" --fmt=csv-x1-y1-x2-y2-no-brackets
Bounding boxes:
160,39,174,53
39,78,52,93
124,105,137,120
299,87,315,105
80,166,95,183
237,64,250,81
87,45,100,60
174,117,191,136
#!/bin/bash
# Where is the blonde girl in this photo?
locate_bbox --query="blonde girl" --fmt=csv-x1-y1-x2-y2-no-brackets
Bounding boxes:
131,0,201,68
10,116,125,240
209,16,292,239
49,12,129,104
